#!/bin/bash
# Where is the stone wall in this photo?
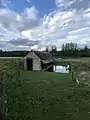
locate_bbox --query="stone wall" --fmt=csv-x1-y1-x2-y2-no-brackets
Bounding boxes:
24,52,41,71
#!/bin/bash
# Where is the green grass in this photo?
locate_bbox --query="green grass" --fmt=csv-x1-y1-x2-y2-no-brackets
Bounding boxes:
8,71,90,120
0,58,24,71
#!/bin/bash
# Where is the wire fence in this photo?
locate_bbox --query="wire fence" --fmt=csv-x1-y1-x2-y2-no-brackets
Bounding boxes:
0,59,23,120
0,68,8,120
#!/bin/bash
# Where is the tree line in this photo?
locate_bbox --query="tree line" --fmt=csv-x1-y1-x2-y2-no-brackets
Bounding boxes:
0,51,29,57
0,43,90,58
50,43,90,58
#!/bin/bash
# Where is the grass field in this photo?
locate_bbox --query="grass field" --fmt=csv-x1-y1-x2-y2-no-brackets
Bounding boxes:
0,58,24,71
8,71,90,120
57,57,90,65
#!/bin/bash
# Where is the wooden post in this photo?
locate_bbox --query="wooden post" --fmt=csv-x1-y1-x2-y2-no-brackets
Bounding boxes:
18,59,20,75
71,65,76,82
0,67,8,120
72,71,75,82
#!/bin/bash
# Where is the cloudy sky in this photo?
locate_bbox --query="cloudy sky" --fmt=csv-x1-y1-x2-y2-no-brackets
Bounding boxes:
0,0,90,51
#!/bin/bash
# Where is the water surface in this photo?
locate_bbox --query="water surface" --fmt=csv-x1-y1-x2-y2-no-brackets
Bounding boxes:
54,65,69,73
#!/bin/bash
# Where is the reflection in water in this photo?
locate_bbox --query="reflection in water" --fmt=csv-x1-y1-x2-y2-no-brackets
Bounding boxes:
54,65,69,73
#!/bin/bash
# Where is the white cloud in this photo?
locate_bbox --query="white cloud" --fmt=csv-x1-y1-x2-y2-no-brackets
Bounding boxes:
0,6,39,31
26,0,31,4
23,6,38,20
1,0,14,10
55,0,77,8
0,3,40,50
31,45,46,51
0,6,39,44
22,5,90,50
21,30,32,39
0,0,90,51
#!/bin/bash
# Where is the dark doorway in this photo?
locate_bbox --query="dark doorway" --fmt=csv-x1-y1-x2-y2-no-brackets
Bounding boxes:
26,58,33,70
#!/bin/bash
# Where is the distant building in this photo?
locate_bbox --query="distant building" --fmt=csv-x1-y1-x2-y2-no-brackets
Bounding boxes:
24,51,56,72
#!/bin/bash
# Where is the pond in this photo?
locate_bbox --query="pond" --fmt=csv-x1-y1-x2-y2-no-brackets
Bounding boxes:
54,65,69,73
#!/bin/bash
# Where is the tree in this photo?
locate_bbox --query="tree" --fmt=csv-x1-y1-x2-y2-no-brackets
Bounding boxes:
62,44,65,51
61,43,78,51
52,45,57,52
54,45,57,51
46,46,49,52
84,45,89,52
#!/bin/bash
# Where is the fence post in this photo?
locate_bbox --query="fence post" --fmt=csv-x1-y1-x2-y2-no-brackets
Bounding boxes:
72,71,76,82
0,67,7,120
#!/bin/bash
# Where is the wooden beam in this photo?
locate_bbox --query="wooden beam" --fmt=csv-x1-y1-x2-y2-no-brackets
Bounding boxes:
43,65,53,71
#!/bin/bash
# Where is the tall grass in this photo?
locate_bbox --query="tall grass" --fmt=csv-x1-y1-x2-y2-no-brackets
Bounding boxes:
0,59,23,120
70,62,90,85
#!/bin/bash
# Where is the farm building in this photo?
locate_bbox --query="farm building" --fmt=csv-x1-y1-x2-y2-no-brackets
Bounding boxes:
24,51,56,72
